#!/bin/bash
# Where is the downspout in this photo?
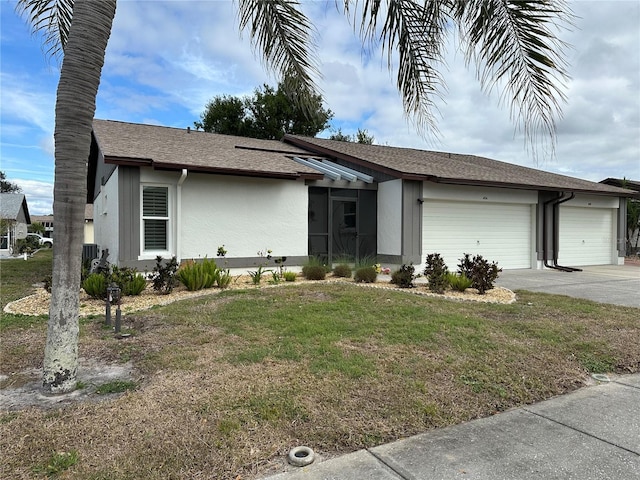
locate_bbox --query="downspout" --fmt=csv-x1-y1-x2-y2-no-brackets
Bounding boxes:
543,193,572,271
553,192,582,272
176,169,188,263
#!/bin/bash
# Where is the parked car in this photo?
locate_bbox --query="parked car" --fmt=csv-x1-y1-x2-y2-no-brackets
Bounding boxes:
27,233,53,247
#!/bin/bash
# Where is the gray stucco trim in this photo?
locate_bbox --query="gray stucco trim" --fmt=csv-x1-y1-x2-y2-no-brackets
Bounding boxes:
401,180,422,265
618,197,627,256
118,166,140,263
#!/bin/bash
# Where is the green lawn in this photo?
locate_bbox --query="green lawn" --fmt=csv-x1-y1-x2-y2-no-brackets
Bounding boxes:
1,254,638,479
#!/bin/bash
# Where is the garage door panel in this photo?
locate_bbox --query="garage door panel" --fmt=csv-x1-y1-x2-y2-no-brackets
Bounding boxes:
558,207,613,266
423,201,531,270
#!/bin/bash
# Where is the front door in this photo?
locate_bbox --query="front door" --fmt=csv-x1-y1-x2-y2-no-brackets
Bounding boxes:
331,198,357,262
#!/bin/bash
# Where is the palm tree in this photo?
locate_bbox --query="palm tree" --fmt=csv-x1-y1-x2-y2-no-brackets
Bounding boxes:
18,0,572,393
18,0,117,393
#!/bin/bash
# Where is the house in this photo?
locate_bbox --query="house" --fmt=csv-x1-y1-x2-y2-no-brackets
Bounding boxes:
600,178,640,254
87,119,635,272
31,214,54,238
0,193,31,254
32,205,94,244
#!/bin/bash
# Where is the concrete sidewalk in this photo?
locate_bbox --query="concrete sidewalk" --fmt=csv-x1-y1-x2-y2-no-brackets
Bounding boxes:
264,374,640,479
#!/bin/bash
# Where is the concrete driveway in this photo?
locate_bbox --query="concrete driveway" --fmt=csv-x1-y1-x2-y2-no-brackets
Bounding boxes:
496,264,640,308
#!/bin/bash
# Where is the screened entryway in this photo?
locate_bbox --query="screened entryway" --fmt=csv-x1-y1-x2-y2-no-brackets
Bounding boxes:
308,187,376,263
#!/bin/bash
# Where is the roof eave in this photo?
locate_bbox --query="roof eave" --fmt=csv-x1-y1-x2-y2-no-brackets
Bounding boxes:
104,156,323,181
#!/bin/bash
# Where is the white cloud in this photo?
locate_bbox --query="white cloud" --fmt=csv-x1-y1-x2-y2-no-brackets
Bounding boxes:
15,179,54,216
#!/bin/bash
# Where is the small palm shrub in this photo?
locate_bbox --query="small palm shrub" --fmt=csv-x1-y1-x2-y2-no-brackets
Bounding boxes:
424,253,449,294
354,266,377,283
122,273,147,296
446,272,473,292
303,265,327,280
83,273,107,299
112,266,147,296
178,258,219,291
216,269,232,288
390,264,416,288
333,264,352,278
283,271,297,282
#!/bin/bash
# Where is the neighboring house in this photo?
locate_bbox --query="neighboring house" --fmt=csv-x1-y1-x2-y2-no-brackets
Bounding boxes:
84,204,94,244
88,119,635,272
600,178,640,254
31,215,54,238
0,193,31,254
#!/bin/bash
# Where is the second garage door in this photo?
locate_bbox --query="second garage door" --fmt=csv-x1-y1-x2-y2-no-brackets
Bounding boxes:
422,200,532,270
558,206,614,266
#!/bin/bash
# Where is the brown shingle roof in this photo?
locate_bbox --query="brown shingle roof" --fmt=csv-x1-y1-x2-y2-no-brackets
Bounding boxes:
92,120,323,180
284,135,634,196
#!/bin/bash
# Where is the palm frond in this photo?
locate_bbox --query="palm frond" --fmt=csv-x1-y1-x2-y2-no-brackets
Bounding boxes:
457,0,574,155
16,0,74,59
348,0,452,138
237,0,320,114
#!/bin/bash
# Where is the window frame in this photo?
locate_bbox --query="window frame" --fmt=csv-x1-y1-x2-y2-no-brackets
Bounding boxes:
140,184,172,259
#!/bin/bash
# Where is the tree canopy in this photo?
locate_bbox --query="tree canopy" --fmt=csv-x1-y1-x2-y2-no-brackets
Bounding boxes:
329,128,375,145
0,171,22,193
195,78,333,140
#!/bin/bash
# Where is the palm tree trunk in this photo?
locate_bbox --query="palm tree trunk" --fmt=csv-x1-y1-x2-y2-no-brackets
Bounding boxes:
43,0,116,394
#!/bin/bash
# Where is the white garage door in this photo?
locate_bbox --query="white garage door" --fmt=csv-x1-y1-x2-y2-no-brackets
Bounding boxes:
558,207,614,266
422,200,532,270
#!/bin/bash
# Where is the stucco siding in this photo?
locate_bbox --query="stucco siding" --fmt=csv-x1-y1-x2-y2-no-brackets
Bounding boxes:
377,179,402,256
179,173,308,259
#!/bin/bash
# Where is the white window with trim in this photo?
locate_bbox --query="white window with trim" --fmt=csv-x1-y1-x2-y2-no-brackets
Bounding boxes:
141,185,171,256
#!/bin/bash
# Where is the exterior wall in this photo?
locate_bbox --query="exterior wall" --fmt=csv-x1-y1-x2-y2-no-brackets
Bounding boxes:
423,183,538,205
179,172,308,260
93,167,120,263
377,179,402,257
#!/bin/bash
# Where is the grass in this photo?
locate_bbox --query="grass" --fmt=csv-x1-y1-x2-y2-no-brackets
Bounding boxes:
1,255,639,479
0,249,52,329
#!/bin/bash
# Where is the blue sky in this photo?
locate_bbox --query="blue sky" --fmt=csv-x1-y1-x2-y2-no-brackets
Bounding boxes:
1,0,639,215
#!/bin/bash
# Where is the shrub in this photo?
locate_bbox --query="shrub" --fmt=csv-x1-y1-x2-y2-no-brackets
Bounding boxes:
333,264,352,278
390,264,416,288
446,272,473,292
123,273,147,296
456,254,474,279
177,258,218,291
248,265,270,285
354,266,377,283
283,271,297,282
43,275,52,293
302,256,330,278
216,269,232,288
424,253,449,294
457,254,502,294
14,236,40,254
82,273,107,299
112,266,147,296
303,265,327,280
151,256,179,294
